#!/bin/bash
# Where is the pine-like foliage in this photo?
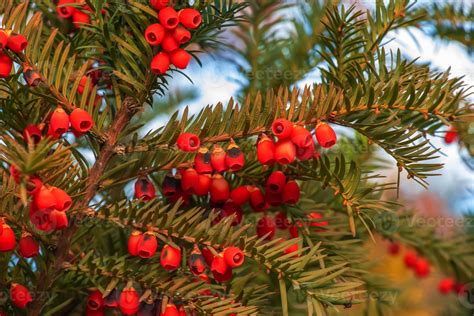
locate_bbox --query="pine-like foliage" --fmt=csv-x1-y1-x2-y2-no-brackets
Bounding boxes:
0,0,473,315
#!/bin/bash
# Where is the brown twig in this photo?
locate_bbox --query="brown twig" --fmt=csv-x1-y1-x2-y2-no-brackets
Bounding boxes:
27,97,141,316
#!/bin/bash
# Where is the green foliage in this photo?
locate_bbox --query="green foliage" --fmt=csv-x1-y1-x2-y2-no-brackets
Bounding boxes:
0,0,473,315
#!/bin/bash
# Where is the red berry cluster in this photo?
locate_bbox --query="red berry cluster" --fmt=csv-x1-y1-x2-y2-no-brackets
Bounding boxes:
85,287,189,315
0,223,39,258
8,283,32,310
0,29,28,78
0,223,35,309
56,0,106,29
46,106,93,139
257,120,337,165
145,1,201,74
127,230,244,284
388,242,466,295
9,166,71,232
403,249,430,278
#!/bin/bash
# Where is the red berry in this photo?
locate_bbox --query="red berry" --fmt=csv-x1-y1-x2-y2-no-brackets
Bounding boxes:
315,122,337,148
162,304,179,316
150,0,169,11
0,30,8,49
10,283,32,309
307,212,328,229
50,186,72,212
289,222,302,238
77,75,89,94
178,305,187,316
194,147,213,173
211,144,227,172
9,165,21,183
85,306,104,316
284,242,299,257
170,48,192,69
0,223,16,252
275,139,296,165
438,278,455,294
213,265,233,282
403,250,417,268
296,141,315,161
51,210,68,230
210,174,229,203
70,108,93,133
161,33,179,52
282,180,300,204
0,53,14,81
195,173,212,196
444,126,458,144
266,171,286,194
178,9,202,29
26,177,43,196
223,246,244,268
72,10,91,29
46,124,61,139
161,244,181,270
128,230,142,256
145,23,166,46
275,211,290,229
29,205,53,232
119,288,140,315
134,176,156,201
0,53,12,78
189,248,207,275
50,107,70,136
87,290,104,310
181,168,199,194
7,34,28,53
291,126,312,148
225,141,245,171
265,191,283,206
57,0,76,18
257,134,275,165
201,247,215,266
230,185,250,205
414,258,430,278
249,187,268,212
387,242,400,255
272,118,293,140
162,173,182,198
177,133,200,152
151,52,170,75
159,7,179,29
34,185,57,210
222,201,243,226
19,233,39,258
172,25,191,44
257,215,276,240
211,255,228,275
137,231,158,258
23,124,42,144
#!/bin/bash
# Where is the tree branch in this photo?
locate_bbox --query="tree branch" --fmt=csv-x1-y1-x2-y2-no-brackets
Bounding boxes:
27,97,141,316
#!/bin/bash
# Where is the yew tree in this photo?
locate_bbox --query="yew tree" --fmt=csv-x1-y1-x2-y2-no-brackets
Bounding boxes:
0,0,473,315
